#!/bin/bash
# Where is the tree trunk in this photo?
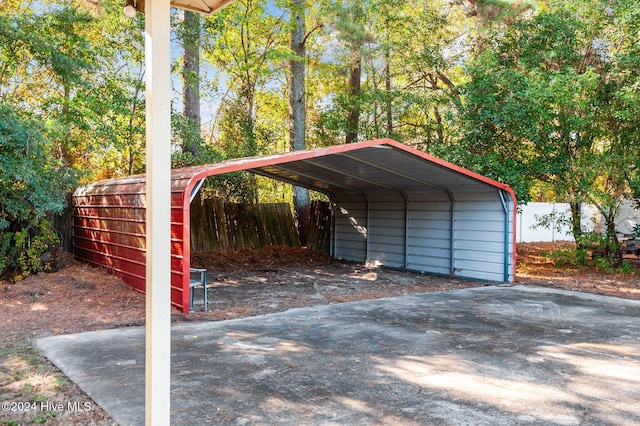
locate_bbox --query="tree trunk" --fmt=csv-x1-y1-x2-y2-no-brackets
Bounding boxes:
60,82,71,163
384,20,393,137
569,201,584,250
345,49,361,144
289,0,310,244
182,11,201,156
243,86,258,203
433,105,444,145
244,86,256,155
602,209,622,266
385,59,393,137
128,147,134,176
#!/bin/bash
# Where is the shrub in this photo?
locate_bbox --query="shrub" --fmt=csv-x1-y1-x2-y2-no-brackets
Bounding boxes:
0,105,77,278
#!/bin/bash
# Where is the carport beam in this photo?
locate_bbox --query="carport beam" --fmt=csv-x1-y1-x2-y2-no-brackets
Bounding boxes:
328,194,337,258
404,198,409,269
450,195,456,277
190,179,205,203
365,194,371,263
499,189,510,282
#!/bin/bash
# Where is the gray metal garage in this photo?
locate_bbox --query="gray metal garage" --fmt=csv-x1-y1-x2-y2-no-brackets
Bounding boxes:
73,138,517,313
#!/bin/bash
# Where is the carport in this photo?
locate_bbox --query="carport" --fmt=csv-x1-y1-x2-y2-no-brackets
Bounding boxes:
73,138,517,314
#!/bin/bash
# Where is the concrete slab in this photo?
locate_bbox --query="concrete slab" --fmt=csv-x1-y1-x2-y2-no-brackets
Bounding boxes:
36,285,640,425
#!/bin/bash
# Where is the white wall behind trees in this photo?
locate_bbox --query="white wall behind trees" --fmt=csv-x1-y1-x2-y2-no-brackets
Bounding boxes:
516,202,640,243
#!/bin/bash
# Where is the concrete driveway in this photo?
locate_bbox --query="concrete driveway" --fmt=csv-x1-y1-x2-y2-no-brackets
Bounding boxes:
36,285,640,425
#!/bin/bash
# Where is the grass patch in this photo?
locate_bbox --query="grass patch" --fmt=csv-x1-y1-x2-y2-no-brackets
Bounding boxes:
0,337,68,425
0,335,109,424
541,247,639,275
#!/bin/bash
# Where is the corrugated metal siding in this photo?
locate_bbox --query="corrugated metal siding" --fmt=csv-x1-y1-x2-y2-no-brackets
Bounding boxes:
452,191,514,282
332,196,367,262
406,195,453,275
73,180,190,312
330,186,515,282
170,188,188,311
366,193,406,268
73,188,148,292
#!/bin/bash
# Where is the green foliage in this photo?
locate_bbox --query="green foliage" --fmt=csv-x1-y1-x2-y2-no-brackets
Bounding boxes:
202,0,290,199
13,221,59,275
455,10,600,202
1,1,147,181
576,231,622,267
0,8,94,90
453,2,640,244
309,0,464,149
172,112,205,159
0,105,77,277
0,106,76,226
619,261,634,275
0,5,100,173
543,236,632,271
541,231,625,270
171,141,223,169
543,246,583,267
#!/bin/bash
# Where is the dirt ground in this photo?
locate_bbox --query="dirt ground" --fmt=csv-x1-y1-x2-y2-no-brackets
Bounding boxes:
2,242,640,425
515,241,640,299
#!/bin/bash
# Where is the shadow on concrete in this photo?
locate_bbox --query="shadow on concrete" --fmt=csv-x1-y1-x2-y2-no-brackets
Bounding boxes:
37,285,640,425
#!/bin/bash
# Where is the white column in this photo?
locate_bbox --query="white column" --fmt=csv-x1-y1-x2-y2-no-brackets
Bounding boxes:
144,0,172,424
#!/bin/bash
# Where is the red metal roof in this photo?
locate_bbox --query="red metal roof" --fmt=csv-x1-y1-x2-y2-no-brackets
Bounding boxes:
73,139,517,313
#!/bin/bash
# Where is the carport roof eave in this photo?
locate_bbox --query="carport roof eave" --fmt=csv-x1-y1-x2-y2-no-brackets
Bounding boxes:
175,139,517,203
73,139,517,206
175,139,397,190
382,139,517,202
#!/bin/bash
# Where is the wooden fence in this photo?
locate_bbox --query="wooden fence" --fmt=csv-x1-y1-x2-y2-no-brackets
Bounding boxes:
59,192,331,255
190,198,301,253
190,198,332,254
307,200,331,252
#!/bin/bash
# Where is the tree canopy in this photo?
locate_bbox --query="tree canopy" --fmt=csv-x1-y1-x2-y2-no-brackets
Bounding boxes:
453,0,640,252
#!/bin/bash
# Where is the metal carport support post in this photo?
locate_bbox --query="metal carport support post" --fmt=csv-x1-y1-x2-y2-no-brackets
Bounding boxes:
449,193,456,277
499,189,511,282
